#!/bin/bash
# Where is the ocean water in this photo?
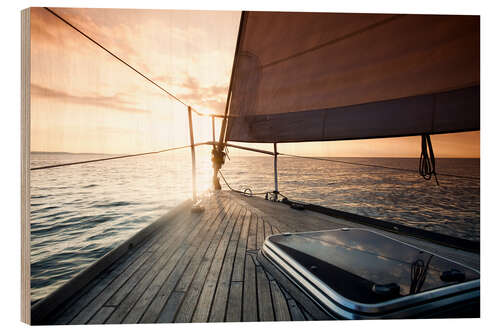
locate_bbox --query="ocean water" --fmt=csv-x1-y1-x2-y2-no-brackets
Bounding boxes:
30,150,480,302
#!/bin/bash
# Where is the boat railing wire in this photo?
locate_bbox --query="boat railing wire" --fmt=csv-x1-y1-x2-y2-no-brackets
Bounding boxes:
216,147,479,199
31,8,227,172
278,153,480,181
37,8,480,186
30,142,212,171
44,7,225,119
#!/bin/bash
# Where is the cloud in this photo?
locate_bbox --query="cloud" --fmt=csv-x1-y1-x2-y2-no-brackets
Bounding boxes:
31,8,234,115
30,8,77,49
45,8,220,78
31,83,151,114
147,74,228,114
32,8,154,74
174,76,228,114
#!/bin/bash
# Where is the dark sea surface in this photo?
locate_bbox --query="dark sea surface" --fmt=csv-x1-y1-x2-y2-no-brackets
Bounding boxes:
30,151,480,302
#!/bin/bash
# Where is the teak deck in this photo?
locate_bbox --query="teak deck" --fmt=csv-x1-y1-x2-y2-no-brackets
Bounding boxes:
32,191,479,325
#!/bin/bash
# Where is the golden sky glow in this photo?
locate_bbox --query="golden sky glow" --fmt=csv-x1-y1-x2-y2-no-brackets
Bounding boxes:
30,7,479,157
31,7,237,153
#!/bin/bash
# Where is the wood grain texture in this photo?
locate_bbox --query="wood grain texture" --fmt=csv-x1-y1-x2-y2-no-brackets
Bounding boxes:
225,282,243,322
174,202,237,323
191,205,241,322
21,7,31,325
39,191,478,324
229,192,479,269
124,200,224,323
270,280,291,321
208,208,244,322
232,210,251,282
70,209,196,324
256,265,274,321
135,200,226,323
242,253,258,322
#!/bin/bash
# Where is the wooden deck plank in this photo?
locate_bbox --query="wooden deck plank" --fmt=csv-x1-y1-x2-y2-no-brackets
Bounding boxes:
104,211,205,307
173,258,211,323
88,306,115,325
257,251,330,320
268,271,307,321
122,201,225,324
256,264,274,321
104,200,225,324
191,205,242,322
51,276,108,324
270,280,291,321
105,243,190,324
174,201,232,292
156,291,185,323
256,216,265,250
104,211,206,309
51,209,192,324
225,282,243,322
173,203,238,323
230,209,245,243
47,192,337,324
208,208,245,322
242,253,257,322
246,213,257,251
229,192,479,270
232,210,251,282
69,210,198,324
228,192,347,233
226,194,297,233
133,201,228,323
242,213,258,322
126,244,192,322
264,221,273,240
271,225,281,235
288,299,306,321
302,307,315,321
42,190,478,325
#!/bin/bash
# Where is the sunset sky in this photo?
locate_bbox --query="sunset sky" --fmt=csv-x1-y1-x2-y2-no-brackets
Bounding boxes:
30,7,479,157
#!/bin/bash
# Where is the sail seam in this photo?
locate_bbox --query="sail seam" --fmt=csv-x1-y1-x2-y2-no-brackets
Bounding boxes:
260,14,403,69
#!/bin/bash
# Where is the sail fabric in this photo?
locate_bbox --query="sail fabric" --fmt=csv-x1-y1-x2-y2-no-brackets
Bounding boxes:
225,12,480,143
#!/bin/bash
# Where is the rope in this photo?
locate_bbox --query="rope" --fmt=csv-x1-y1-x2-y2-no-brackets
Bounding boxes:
280,153,479,181
218,170,269,196
44,7,223,119
419,134,439,185
31,142,210,171
410,255,432,294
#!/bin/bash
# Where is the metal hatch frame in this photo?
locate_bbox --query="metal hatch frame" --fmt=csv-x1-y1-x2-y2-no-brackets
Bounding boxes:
261,228,480,319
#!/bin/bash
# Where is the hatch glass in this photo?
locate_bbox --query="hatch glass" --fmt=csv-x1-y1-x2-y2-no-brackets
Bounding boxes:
267,229,479,304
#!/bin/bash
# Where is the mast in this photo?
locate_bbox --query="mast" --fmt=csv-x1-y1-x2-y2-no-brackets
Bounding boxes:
212,11,246,190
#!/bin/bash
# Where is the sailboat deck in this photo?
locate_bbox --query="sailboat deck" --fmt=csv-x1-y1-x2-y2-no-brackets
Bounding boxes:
38,191,479,324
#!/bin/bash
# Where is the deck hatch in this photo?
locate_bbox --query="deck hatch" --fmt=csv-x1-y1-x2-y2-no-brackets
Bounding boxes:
262,228,479,318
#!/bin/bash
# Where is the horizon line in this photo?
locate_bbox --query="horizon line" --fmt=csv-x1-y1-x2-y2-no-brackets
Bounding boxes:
30,151,480,159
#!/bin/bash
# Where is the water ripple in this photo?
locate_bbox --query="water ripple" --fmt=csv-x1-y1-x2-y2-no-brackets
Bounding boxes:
29,153,479,303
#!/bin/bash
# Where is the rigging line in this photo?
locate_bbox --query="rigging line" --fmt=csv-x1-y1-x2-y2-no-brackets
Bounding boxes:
218,170,268,195
280,153,479,181
219,11,246,147
31,142,211,171
44,7,219,119
419,134,440,185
